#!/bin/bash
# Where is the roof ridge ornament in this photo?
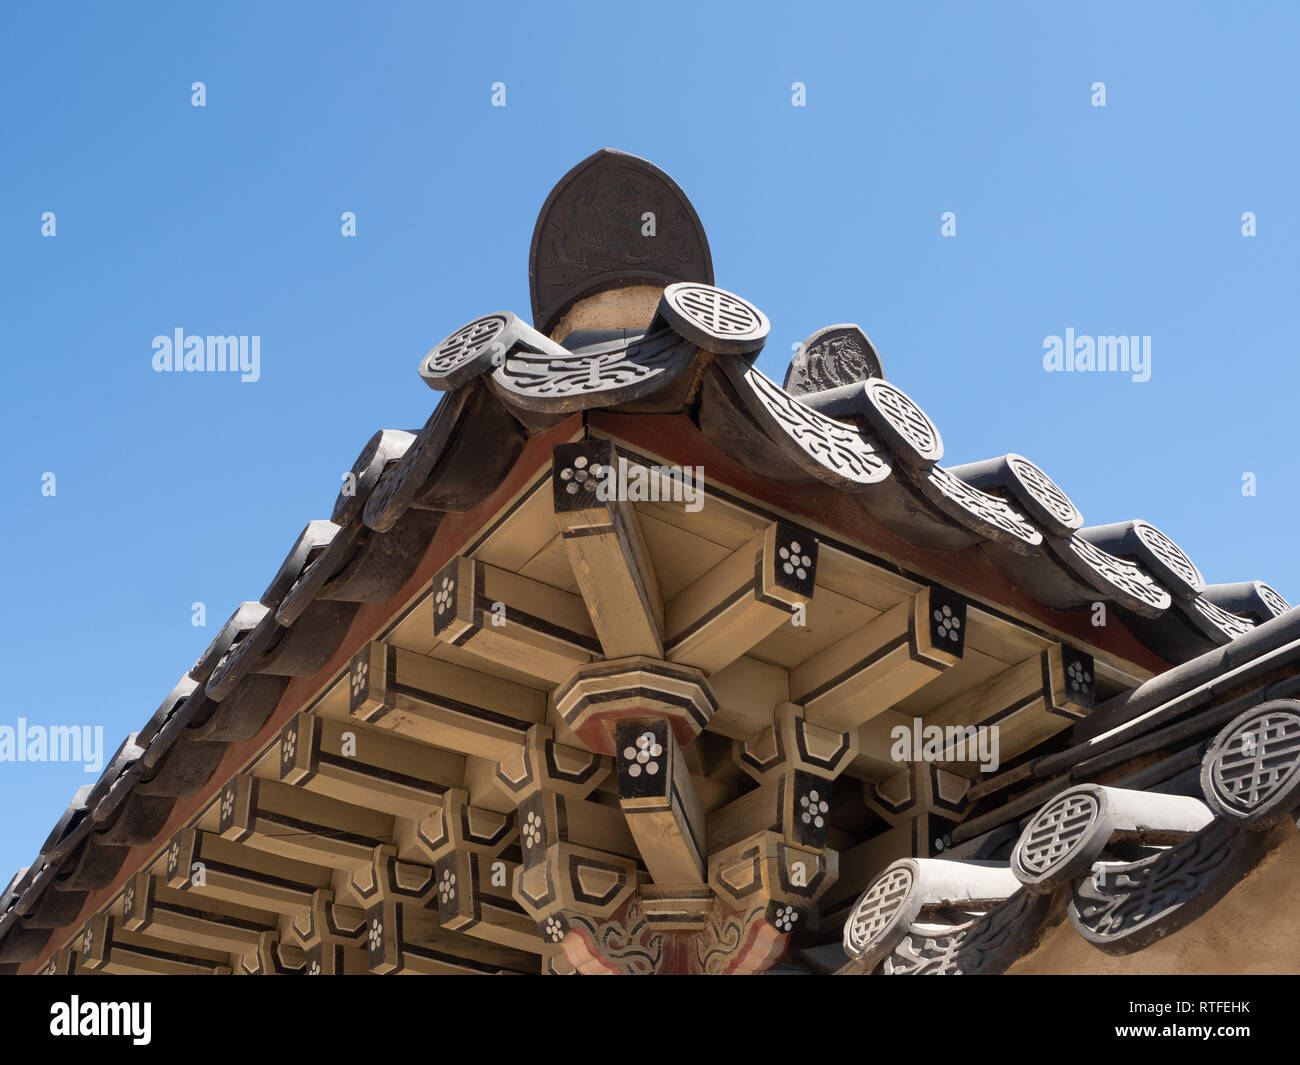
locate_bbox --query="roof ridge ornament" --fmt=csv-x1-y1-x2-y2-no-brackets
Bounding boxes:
784,324,884,394
529,149,714,337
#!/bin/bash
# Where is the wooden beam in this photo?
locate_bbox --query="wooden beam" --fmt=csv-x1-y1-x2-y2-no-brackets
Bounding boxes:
921,645,1095,776
162,829,332,915
410,787,516,864
120,869,277,954
734,702,860,785
363,897,540,974
639,885,715,932
431,555,598,684
706,655,791,740
792,585,966,731
280,712,464,820
433,851,542,954
289,889,366,955
494,727,640,935
664,520,818,675
217,776,393,871
715,703,859,852
349,642,546,762
77,913,231,975
301,943,369,975
822,823,912,909
614,719,707,883
554,439,665,658
507,789,639,862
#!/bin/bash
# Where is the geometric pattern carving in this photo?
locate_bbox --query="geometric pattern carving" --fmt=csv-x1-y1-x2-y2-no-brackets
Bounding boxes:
1202,700,1300,826
1258,583,1292,618
1057,705,1300,954
1067,819,1272,955
1188,595,1255,643
840,857,1026,974
1132,520,1205,596
720,361,891,489
1203,581,1292,624
792,771,833,850
921,466,1043,552
861,379,943,467
773,522,819,599
490,327,698,413
1011,784,1211,895
1012,790,1100,884
1005,454,1083,534
419,312,519,392
615,719,669,797
927,586,968,656
881,702,1300,971
1061,534,1172,617
657,282,770,356
844,864,916,960
945,453,1083,541
1077,520,1203,600
552,440,613,510
1061,647,1097,715
879,889,1055,976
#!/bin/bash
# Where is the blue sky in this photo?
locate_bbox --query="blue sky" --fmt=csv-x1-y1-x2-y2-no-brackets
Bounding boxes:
2,1,1298,881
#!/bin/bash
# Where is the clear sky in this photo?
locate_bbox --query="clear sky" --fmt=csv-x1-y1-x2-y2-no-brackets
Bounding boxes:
2,1,1298,883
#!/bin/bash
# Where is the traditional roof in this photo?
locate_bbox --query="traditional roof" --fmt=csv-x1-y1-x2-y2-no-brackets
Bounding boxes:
836,610,1300,974
2,149,1293,975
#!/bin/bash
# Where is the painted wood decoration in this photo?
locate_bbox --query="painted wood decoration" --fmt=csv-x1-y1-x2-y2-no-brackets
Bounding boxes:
3,150,1294,979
